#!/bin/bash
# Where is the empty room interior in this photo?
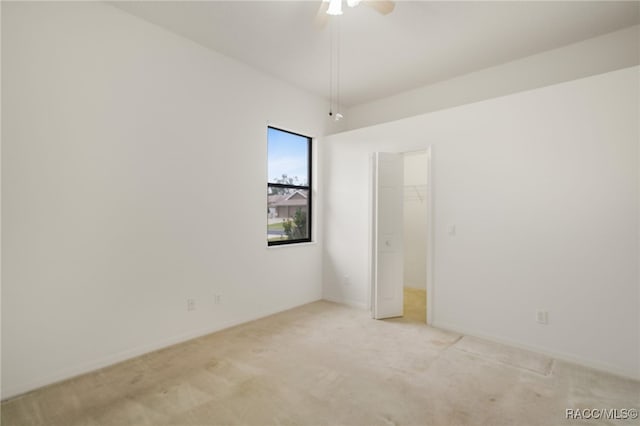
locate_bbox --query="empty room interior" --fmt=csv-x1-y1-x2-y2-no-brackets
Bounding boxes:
2,1,640,425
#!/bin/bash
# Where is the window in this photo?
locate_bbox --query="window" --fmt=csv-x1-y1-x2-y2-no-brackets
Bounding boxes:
267,127,312,246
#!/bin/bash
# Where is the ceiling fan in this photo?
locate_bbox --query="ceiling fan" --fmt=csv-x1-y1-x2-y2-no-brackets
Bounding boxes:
315,0,395,28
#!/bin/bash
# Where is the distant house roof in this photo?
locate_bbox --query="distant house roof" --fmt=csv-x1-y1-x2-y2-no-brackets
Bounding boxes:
268,191,307,207
268,194,287,206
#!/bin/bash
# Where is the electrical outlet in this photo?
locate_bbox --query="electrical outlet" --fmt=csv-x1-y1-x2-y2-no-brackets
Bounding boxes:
536,309,548,325
342,275,350,286
187,299,195,311
214,294,221,304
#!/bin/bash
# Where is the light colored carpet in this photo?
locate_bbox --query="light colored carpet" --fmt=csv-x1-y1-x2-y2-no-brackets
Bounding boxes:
2,301,639,426
403,287,426,323
454,336,553,376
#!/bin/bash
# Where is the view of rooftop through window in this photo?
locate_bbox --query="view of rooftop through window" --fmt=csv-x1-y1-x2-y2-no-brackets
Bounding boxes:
267,127,311,245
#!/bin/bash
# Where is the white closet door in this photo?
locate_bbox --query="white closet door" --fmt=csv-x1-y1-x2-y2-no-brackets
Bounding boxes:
372,152,404,319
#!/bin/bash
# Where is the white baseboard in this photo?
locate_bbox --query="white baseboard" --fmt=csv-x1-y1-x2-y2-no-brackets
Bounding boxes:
2,298,323,401
432,320,640,381
322,295,368,310
8,301,634,401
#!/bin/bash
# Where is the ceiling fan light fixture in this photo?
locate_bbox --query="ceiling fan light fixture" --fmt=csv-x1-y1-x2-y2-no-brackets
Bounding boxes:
346,0,361,7
326,0,343,16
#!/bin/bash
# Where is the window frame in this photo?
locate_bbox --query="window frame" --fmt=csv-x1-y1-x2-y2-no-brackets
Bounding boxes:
267,126,312,246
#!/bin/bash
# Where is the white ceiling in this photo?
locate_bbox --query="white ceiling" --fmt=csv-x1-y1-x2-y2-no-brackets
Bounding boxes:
112,1,640,107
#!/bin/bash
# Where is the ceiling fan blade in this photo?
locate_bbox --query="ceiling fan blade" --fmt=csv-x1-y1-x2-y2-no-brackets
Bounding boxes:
363,0,395,15
314,1,330,30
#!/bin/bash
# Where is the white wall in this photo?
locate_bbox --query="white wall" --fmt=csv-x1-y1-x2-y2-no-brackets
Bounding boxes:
403,152,428,289
346,25,640,131
322,66,640,379
1,2,337,399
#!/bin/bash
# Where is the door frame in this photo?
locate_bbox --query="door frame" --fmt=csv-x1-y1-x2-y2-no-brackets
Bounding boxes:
369,146,434,325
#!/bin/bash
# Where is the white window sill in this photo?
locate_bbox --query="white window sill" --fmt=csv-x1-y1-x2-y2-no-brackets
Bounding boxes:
266,241,317,250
